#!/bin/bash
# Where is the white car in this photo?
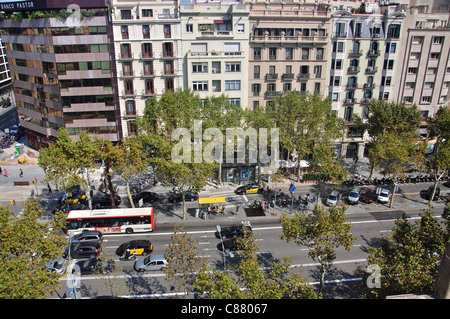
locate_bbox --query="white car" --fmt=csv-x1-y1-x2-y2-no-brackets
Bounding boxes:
326,190,340,206
134,254,168,272
377,188,390,204
347,188,361,205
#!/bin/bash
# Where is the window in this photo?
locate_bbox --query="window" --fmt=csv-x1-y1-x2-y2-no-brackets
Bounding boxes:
269,47,277,60
125,100,136,115
145,79,154,94
405,82,415,89
254,47,262,60
408,67,417,74
388,60,394,70
186,24,193,33
143,61,153,75
433,36,443,44
122,62,132,76
164,60,174,75
121,10,132,20
121,44,132,58
333,59,342,70
229,98,240,106
424,82,434,89
422,96,431,103
192,62,208,73
225,62,240,72
121,25,129,39
165,78,174,92
225,80,241,91
142,43,152,58
142,9,153,17
224,43,241,55
124,79,134,95
285,48,293,60
162,42,173,57
316,48,324,60
252,83,261,96
237,24,245,33
163,24,171,38
302,48,309,60
387,24,401,38
332,41,344,53
283,83,292,92
142,25,150,39
332,93,339,101
193,81,208,91
254,66,260,79
430,53,439,59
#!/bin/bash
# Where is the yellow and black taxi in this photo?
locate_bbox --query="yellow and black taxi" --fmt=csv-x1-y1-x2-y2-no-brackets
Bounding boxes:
234,183,264,195
115,240,153,257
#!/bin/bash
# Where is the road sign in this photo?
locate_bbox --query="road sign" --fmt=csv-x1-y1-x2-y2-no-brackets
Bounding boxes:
289,183,296,194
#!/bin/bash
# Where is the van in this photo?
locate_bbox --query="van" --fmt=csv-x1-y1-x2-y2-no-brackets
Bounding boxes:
326,190,340,206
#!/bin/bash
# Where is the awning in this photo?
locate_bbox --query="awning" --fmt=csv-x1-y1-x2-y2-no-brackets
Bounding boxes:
198,197,227,205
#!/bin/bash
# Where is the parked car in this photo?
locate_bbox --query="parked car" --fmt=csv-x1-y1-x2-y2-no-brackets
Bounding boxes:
71,230,103,245
425,186,441,201
168,191,198,203
134,254,168,272
235,184,264,195
92,194,121,208
44,257,69,276
115,240,153,257
361,189,377,204
65,242,102,259
132,191,158,205
326,190,340,206
377,188,391,204
347,188,361,205
74,257,115,275
9,124,24,138
2,100,11,108
217,221,252,239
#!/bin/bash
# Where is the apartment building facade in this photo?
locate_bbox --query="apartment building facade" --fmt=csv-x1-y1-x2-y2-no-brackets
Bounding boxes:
0,38,11,87
395,1,450,132
179,0,250,108
0,1,121,149
111,0,183,137
248,0,331,110
328,4,407,159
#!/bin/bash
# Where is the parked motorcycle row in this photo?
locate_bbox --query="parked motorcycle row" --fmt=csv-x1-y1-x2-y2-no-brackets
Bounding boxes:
342,174,450,186
0,134,15,149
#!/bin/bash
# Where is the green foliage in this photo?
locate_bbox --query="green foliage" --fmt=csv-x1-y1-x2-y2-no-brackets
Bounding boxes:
195,230,319,299
355,210,447,298
164,225,204,296
280,204,355,294
0,200,67,298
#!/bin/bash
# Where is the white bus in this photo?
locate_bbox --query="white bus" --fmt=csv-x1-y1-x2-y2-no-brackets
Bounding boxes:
66,207,155,235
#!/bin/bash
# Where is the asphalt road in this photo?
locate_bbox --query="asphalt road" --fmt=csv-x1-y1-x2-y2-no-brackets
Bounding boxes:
54,201,447,299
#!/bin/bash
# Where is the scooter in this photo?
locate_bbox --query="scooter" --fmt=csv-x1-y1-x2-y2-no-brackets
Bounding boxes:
120,251,137,261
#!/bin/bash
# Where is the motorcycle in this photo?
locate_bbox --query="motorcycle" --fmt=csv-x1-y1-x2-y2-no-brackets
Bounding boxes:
120,251,137,261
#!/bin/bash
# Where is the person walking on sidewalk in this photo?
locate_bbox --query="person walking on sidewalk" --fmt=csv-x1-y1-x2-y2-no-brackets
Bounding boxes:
0,167,2,176
4,169,8,177
47,182,52,194
19,169,23,178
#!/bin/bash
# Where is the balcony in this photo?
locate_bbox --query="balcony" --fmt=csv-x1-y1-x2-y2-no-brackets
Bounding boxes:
348,50,362,57
365,67,378,74
265,91,282,99
346,82,358,89
140,70,155,77
360,98,373,104
118,53,134,60
282,73,295,80
266,73,278,80
367,49,380,57
297,73,310,80
363,83,375,89
344,98,356,104
347,66,360,74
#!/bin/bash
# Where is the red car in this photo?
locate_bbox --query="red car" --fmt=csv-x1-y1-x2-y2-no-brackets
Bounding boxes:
362,189,376,203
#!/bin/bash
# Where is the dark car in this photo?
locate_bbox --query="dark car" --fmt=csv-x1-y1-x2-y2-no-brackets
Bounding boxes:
168,191,198,203
2,101,11,108
92,194,121,208
74,258,115,275
218,221,252,239
71,230,103,245
425,186,441,201
132,191,158,205
115,240,153,257
65,242,102,259
217,238,254,252
361,189,377,204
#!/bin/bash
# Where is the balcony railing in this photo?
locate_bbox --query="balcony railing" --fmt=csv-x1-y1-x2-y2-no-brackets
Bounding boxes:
365,67,378,74
346,83,358,89
367,49,380,56
348,50,362,57
282,73,295,80
344,98,356,104
347,66,360,74
360,98,373,104
363,83,375,89
266,73,278,80
297,73,310,80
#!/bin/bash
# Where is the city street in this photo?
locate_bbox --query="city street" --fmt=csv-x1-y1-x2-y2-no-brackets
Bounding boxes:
0,162,448,299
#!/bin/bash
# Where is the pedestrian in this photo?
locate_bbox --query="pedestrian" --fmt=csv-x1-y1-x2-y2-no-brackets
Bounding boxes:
4,169,8,177
264,202,268,211
47,182,52,193
235,206,239,215
0,167,2,175
19,169,23,178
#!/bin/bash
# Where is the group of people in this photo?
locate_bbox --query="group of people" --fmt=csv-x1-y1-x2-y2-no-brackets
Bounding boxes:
195,205,227,219
0,167,23,178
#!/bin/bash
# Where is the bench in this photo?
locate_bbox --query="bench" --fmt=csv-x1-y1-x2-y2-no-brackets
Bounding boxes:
14,181,30,186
